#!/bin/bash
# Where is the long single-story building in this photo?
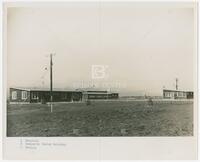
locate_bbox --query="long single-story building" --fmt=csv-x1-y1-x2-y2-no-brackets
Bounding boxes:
9,88,82,103
76,88,119,100
163,89,193,99
9,87,119,103
82,91,119,100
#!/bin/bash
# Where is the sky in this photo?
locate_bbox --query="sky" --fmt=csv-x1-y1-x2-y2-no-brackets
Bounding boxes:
7,2,195,96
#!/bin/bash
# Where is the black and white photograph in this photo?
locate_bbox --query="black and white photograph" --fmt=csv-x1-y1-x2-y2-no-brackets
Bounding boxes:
6,2,196,137
5,1,197,138
2,1,199,160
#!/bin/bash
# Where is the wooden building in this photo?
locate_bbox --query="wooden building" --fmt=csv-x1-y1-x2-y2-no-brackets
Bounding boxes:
9,88,82,103
9,87,119,103
163,89,193,99
82,90,119,100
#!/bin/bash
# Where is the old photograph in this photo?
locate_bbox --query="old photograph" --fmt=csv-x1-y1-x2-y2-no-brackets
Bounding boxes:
6,2,196,137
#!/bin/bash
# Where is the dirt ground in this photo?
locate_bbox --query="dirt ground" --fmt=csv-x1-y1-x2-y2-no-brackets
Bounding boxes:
7,101,193,136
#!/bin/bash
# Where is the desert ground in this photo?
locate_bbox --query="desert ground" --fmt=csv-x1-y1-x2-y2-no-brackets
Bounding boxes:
7,100,193,136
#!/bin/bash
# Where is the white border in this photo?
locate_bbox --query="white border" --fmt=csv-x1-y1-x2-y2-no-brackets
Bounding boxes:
1,0,199,160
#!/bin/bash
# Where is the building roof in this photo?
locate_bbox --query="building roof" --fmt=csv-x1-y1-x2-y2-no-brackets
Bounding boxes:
10,87,80,92
10,87,118,94
76,87,111,93
82,92,118,95
163,89,193,93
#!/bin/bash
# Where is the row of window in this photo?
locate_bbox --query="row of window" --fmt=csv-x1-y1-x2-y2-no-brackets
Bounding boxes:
11,91,43,100
11,91,28,100
11,91,79,100
164,92,186,98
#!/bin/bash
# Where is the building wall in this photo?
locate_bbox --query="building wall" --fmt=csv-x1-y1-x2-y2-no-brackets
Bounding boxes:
163,90,190,99
10,88,30,102
72,92,82,101
110,93,119,99
88,94,108,99
83,92,119,100
9,88,118,103
163,91,173,99
29,91,82,103
176,91,187,99
30,91,41,103
186,92,193,99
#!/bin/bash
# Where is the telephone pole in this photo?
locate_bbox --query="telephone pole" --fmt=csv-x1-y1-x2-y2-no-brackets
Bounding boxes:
50,53,53,112
175,78,178,90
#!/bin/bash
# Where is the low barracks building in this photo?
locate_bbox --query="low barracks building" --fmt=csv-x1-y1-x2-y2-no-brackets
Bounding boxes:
82,91,118,100
163,89,193,99
10,88,82,103
9,87,119,103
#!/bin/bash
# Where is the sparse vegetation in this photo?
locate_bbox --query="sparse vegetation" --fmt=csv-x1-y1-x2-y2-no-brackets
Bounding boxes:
7,101,193,136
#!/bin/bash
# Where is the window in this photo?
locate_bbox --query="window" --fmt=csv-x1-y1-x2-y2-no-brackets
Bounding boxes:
31,92,38,99
12,91,17,100
166,92,170,97
178,92,182,97
22,91,27,99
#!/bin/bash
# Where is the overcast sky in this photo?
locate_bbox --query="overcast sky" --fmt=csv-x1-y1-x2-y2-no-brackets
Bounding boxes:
7,2,195,96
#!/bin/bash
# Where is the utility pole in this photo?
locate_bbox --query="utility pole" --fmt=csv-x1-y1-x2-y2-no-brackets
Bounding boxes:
175,78,178,90
107,88,110,100
50,53,53,113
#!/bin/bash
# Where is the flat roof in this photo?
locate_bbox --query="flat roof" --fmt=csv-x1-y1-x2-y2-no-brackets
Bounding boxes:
10,87,119,94
83,92,118,95
10,87,81,92
163,89,193,93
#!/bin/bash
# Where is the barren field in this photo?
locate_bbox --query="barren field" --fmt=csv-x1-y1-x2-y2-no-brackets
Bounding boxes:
7,100,193,136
